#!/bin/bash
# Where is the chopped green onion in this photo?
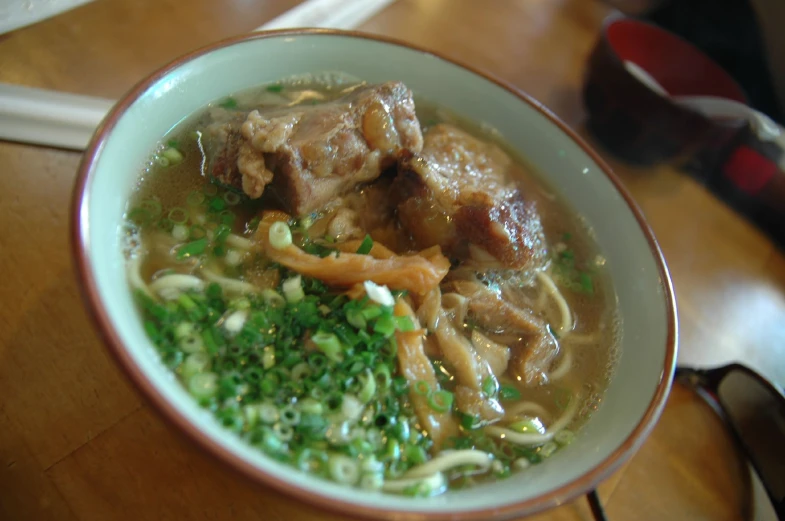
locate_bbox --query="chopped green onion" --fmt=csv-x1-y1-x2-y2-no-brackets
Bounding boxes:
282,275,305,304
390,417,410,443
188,372,218,399
360,305,382,321
225,249,244,267
178,332,204,354
208,197,226,212
427,390,454,413
273,422,294,442
201,328,221,355
168,207,188,224
243,366,263,383
290,362,312,382
460,413,480,430
481,376,499,397
509,417,546,435
366,428,383,450
555,429,575,446
189,224,206,239
373,315,396,338
219,210,235,226
297,398,323,416
308,353,328,373
356,234,374,255
327,454,360,485
269,221,293,250
176,237,208,260
325,392,343,413
350,437,373,456
311,332,344,363
140,199,162,219
181,352,210,380
363,281,394,306
206,282,222,299
392,376,408,396
213,223,231,244
404,444,427,465
247,216,261,233
499,384,522,401
357,369,376,403
359,473,383,491
413,380,431,397
172,224,189,242
346,309,366,329
127,207,152,226
555,388,571,410
255,402,279,424
260,347,275,370
157,217,174,232
173,322,194,339
187,190,206,206
539,441,558,458
218,97,238,109
298,215,313,230
579,272,594,294
261,289,285,308
161,147,184,165
382,439,401,462
266,84,284,93
223,191,241,206
395,316,415,332
280,406,301,426
373,365,392,391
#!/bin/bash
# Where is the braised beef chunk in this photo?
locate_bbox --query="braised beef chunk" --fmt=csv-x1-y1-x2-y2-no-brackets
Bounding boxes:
394,123,546,271
450,279,559,386
203,81,423,216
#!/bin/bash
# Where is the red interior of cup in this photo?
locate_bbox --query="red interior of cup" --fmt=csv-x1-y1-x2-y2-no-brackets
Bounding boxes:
607,19,747,102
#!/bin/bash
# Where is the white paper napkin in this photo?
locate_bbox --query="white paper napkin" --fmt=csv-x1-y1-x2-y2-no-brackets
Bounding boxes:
0,0,94,36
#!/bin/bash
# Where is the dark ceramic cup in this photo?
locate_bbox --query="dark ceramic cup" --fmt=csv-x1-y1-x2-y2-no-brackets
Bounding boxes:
582,17,748,167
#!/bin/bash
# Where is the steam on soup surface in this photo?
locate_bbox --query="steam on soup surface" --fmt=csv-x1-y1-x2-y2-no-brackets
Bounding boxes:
124,75,620,496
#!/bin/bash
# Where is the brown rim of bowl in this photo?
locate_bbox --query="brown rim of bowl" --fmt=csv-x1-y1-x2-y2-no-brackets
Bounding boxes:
71,28,678,521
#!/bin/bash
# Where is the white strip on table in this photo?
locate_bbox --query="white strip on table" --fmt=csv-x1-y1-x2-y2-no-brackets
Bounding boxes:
0,0,395,151
0,0,94,36
0,83,114,151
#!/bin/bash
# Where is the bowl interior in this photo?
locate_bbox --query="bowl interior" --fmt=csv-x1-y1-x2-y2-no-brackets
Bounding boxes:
76,32,675,518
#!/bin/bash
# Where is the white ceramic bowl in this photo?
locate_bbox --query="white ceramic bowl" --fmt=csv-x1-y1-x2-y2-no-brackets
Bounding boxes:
72,30,677,521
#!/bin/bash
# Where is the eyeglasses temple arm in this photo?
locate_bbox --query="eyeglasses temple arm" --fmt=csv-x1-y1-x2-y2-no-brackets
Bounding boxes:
587,489,609,521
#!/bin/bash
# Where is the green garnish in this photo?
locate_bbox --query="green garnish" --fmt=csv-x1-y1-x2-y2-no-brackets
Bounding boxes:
356,234,374,255
427,390,454,413
481,376,499,397
176,238,208,259
499,384,521,401
552,240,595,296
218,97,238,109
129,178,576,493
265,84,284,93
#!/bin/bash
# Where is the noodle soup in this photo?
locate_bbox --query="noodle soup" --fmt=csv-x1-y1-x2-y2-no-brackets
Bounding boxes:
124,77,619,496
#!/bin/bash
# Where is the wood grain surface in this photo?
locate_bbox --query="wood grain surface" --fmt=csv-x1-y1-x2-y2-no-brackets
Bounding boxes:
1,0,782,519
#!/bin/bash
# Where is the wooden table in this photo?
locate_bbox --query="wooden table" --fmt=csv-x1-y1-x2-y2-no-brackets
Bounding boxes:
1,1,782,519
